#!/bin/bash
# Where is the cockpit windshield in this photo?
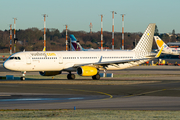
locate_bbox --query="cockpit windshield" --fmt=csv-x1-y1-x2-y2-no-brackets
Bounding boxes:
9,57,21,60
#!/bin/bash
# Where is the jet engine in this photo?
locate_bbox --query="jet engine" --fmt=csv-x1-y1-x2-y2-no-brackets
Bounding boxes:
77,66,98,76
39,71,62,76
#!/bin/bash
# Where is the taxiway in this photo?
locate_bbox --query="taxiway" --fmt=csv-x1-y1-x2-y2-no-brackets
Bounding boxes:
0,65,180,110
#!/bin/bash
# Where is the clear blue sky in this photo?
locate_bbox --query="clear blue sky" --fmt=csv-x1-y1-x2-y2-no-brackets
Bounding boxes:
1,0,180,33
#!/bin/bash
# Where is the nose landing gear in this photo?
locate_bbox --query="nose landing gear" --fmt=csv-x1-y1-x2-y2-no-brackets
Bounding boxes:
20,71,26,81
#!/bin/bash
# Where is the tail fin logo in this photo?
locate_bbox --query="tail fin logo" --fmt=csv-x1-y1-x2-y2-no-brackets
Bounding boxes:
164,44,168,48
156,39,164,48
133,23,155,58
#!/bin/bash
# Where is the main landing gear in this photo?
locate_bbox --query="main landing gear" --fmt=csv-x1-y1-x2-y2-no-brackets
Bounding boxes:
67,72,75,80
92,69,101,80
20,71,26,81
92,74,100,80
66,71,100,80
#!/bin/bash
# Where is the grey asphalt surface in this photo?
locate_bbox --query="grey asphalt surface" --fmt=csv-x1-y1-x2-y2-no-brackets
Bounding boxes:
1,62,180,110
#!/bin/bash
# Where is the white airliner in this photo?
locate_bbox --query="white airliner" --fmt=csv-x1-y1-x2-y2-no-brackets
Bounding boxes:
4,23,161,80
154,36,180,55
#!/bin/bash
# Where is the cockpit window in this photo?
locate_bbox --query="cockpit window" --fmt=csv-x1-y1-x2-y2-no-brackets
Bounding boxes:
9,56,21,60
10,57,14,59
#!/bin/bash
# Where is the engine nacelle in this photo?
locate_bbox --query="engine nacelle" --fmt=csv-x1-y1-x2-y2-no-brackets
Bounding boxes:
39,71,61,76
77,66,98,76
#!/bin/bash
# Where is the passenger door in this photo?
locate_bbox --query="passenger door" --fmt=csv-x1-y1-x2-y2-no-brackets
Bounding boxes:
26,54,31,64
58,53,63,64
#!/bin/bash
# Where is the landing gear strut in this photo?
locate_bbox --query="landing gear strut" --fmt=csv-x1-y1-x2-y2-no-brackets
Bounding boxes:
20,71,26,81
67,72,75,80
92,74,100,80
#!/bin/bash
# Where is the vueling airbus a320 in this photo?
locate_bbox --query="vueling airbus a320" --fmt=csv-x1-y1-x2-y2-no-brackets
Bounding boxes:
3,23,162,80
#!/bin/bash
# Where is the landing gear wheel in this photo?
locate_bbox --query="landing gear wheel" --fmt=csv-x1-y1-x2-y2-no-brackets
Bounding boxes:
92,74,100,80
21,71,26,81
67,74,75,80
20,77,25,81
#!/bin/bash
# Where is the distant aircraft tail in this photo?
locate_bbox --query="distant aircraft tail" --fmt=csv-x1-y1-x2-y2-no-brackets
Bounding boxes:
43,47,46,51
154,36,169,50
69,34,85,51
133,23,156,58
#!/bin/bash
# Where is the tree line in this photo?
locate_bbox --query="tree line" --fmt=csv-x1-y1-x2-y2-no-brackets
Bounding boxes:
0,26,179,53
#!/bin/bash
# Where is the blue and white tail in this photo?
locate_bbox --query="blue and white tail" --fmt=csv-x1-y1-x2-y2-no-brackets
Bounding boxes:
133,23,156,58
69,34,85,51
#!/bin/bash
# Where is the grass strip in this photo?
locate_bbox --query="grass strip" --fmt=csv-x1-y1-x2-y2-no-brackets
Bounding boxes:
0,110,180,120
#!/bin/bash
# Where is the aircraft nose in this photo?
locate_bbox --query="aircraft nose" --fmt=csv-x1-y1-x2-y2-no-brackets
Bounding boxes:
3,61,11,70
3,61,7,69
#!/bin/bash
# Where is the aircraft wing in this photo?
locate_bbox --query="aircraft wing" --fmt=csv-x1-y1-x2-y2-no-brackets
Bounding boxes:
73,47,163,68
73,58,148,68
93,58,148,67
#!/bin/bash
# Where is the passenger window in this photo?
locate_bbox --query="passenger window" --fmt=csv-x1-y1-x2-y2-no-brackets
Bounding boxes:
18,57,21,60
